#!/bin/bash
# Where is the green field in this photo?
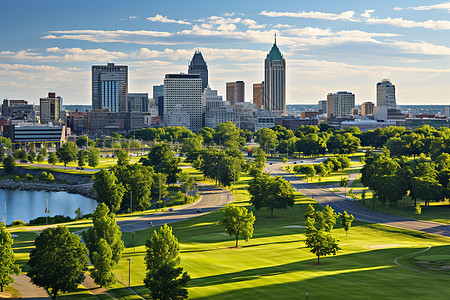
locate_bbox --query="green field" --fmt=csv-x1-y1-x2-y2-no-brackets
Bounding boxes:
8,167,450,299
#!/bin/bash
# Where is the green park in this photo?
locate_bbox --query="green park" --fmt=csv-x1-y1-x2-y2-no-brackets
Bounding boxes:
2,122,450,299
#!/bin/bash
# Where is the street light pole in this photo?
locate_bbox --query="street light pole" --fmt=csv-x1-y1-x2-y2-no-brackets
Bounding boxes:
127,258,131,287
130,190,132,214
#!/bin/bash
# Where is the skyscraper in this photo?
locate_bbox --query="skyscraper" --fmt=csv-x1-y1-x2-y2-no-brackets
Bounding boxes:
264,34,286,114
226,81,245,105
253,82,264,109
92,63,128,112
153,84,164,118
318,100,327,114
377,79,396,108
40,92,61,124
361,101,375,115
188,50,208,92
127,93,149,113
163,74,203,131
327,91,355,118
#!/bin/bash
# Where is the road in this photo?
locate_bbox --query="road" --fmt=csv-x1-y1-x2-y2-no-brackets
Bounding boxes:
118,183,233,232
266,163,450,238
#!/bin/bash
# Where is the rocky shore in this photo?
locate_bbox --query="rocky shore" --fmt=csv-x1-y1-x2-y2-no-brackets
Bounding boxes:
0,179,95,198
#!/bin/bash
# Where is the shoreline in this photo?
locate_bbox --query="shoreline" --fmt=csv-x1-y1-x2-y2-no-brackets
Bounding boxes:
0,179,94,198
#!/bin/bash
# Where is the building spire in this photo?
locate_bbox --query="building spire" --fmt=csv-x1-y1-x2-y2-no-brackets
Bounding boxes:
274,32,277,44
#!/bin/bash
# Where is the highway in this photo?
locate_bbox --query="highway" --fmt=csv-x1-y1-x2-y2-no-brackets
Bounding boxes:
266,162,450,238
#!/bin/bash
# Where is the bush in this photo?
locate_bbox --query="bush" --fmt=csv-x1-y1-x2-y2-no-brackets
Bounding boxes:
9,220,26,227
47,173,55,181
29,215,72,225
415,204,422,215
25,173,34,180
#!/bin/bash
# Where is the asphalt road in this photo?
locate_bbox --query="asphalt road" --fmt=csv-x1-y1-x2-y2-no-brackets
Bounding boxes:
266,163,450,238
118,183,233,232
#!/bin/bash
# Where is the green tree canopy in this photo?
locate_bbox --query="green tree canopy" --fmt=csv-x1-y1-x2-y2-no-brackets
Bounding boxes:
56,142,78,167
141,143,180,185
144,224,190,300
248,174,295,216
28,226,88,300
87,147,100,168
220,203,256,247
93,169,126,212
91,238,116,288
2,156,15,173
0,222,21,292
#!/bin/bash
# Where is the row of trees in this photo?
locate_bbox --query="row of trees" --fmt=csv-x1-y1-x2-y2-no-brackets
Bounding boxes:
292,155,351,180
361,150,450,206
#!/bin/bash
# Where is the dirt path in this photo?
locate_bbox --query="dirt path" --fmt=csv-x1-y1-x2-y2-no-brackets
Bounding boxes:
11,274,50,300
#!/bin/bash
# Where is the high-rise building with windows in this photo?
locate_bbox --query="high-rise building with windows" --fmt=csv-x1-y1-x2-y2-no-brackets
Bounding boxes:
127,93,149,113
163,74,203,131
253,82,264,109
226,81,245,105
318,99,327,114
92,63,128,112
188,50,208,92
377,79,396,108
327,91,355,118
361,101,375,116
40,92,62,124
153,84,164,118
264,35,286,115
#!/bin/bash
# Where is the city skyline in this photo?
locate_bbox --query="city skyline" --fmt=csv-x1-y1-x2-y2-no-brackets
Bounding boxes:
2,0,450,105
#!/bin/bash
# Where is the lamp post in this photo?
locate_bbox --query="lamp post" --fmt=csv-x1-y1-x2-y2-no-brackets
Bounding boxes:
127,258,131,287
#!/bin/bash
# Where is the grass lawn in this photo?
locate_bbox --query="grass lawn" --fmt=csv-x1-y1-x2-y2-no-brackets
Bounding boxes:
114,189,450,300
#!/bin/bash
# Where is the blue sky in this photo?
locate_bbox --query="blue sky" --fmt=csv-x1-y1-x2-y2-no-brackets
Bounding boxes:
2,0,450,105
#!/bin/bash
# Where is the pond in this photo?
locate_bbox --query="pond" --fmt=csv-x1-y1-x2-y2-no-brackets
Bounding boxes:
0,189,97,224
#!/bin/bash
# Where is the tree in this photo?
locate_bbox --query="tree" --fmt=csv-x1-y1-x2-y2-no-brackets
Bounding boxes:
76,136,95,148
177,171,194,197
141,143,180,185
213,121,242,149
41,145,48,157
248,174,295,216
248,148,266,177
28,149,36,163
304,204,316,220
81,203,124,265
87,147,100,168
340,177,348,194
77,150,87,168
91,238,116,288
327,133,360,154
28,226,88,300
2,155,15,173
304,218,340,264
0,222,21,292
181,135,203,162
220,203,256,247
315,205,338,232
116,150,129,167
339,211,354,236
256,128,278,153
93,170,125,212
13,148,26,160
48,152,58,166
36,154,44,163
56,142,78,168
144,224,190,300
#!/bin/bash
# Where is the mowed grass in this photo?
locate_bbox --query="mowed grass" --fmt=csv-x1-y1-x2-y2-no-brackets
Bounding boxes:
115,191,450,300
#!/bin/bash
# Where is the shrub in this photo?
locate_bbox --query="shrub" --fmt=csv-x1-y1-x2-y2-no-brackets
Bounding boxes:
25,173,34,180
29,215,72,225
415,204,422,215
47,173,55,181
10,220,26,227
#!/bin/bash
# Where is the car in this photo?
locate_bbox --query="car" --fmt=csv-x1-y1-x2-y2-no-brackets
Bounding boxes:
168,207,173,212
197,208,202,213
269,162,273,165
148,221,155,227
293,161,297,164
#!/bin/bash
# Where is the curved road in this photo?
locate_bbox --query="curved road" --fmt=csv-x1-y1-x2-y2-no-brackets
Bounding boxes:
118,183,233,232
266,163,450,238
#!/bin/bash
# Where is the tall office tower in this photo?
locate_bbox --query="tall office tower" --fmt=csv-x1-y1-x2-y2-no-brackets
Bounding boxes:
326,91,355,118
203,86,224,111
377,79,396,108
153,84,164,117
226,81,245,106
253,82,264,109
188,50,208,92
40,92,61,124
318,99,327,114
361,101,375,116
92,63,128,112
164,74,203,131
264,35,286,114
446,107,450,117
127,93,149,113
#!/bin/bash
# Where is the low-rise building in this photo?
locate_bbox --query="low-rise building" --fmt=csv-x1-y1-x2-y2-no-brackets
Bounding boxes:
3,123,67,146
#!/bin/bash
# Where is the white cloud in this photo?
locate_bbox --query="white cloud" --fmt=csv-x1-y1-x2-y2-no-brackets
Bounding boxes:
217,23,237,31
408,3,450,12
393,7,402,11
147,14,191,25
242,19,266,29
273,24,294,28
391,40,450,55
0,48,128,62
365,16,450,30
260,10,359,22
223,12,235,17
361,10,374,18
